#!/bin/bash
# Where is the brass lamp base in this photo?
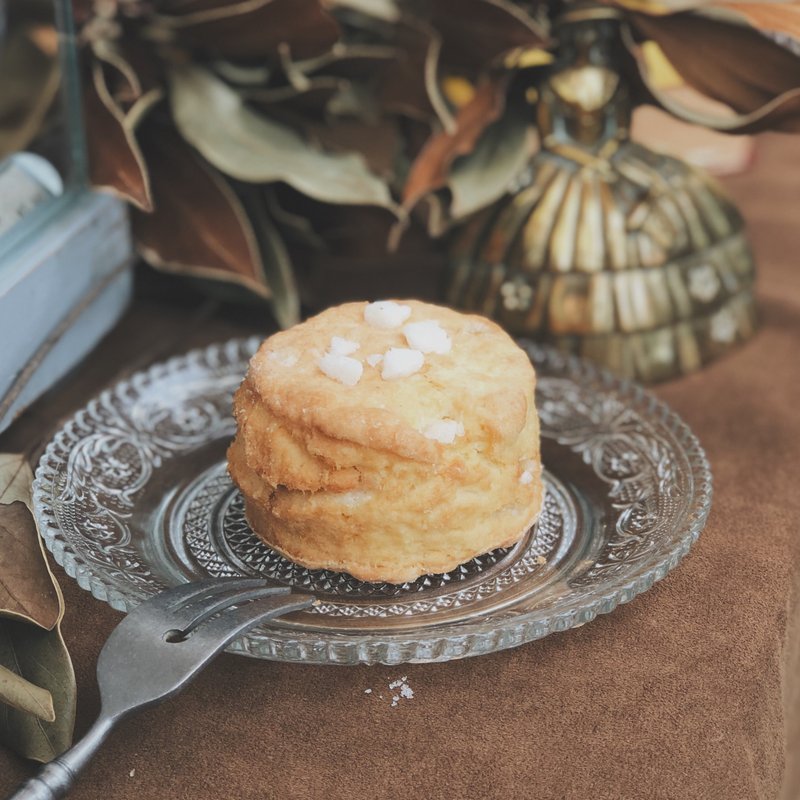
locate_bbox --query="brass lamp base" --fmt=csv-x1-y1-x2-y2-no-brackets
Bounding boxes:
445,12,757,384
447,141,757,383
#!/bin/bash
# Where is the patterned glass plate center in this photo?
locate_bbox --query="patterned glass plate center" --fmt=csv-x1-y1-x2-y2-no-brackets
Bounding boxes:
32,338,712,665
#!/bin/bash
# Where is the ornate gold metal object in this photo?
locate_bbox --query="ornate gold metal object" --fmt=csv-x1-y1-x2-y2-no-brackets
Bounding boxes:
446,11,757,383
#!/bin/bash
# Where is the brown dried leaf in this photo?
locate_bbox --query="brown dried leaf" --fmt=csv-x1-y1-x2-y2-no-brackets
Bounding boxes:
608,0,712,12
428,0,549,73
628,11,800,132
0,454,75,761
718,2,800,39
0,502,60,630
85,60,154,211
0,456,61,630
631,12,800,111
304,118,401,179
133,123,268,299
380,19,455,131
611,0,800,30
403,78,507,209
153,0,340,61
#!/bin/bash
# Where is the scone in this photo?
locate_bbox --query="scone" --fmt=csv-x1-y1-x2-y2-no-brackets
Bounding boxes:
227,299,543,584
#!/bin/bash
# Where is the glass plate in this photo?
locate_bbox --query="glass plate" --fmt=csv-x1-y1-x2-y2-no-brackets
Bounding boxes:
32,339,712,665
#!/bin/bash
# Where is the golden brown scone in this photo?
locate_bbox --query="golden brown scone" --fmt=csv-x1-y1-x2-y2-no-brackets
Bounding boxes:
228,300,543,583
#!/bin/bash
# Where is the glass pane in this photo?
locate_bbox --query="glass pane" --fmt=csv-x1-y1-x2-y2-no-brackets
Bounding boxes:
0,0,84,241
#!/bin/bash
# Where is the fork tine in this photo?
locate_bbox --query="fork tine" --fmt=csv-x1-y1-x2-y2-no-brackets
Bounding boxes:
186,592,316,655
147,578,276,613
177,584,290,632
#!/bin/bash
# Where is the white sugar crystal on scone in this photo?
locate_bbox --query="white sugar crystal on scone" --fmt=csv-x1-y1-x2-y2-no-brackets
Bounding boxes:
403,320,451,354
364,300,411,329
329,336,359,356
228,299,543,584
381,348,424,380
317,353,363,386
423,419,463,444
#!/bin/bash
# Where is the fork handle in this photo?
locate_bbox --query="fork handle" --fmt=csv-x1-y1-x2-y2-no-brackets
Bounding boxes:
8,717,116,800
7,761,76,800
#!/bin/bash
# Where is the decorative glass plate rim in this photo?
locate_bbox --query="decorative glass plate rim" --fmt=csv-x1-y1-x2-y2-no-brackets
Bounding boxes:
32,338,713,665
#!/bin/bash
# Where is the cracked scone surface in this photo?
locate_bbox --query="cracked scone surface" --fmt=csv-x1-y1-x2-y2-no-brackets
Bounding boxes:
227,300,543,584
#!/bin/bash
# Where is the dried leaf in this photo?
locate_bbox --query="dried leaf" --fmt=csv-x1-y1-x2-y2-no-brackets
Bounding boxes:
628,12,800,132
0,621,75,762
609,0,714,12
153,0,340,61
212,61,273,87
0,454,33,507
428,0,550,73
239,188,301,328
0,454,75,761
85,60,154,211
304,118,401,179
0,665,54,722
0,502,60,629
380,19,455,131
264,186,327,250
448,97,533,223
630,11,800,109
403,77,508,209
295,44,399,79
133,123,268,298
718,1,800,40
611,0,800,28
156,0,221,11
169,65,399,211
91,37,161,107
324,0,401,21
244,78,345,116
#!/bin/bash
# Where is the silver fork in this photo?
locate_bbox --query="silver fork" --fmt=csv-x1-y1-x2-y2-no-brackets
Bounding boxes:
9,578,315,800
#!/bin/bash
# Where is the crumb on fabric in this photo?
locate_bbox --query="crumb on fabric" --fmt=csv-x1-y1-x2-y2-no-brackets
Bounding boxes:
387,677,414,707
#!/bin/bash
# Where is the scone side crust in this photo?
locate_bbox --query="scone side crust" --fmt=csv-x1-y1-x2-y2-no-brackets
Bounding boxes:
242,487,545,585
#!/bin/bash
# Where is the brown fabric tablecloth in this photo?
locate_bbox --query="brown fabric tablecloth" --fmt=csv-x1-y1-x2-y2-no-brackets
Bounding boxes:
1,135,798,800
